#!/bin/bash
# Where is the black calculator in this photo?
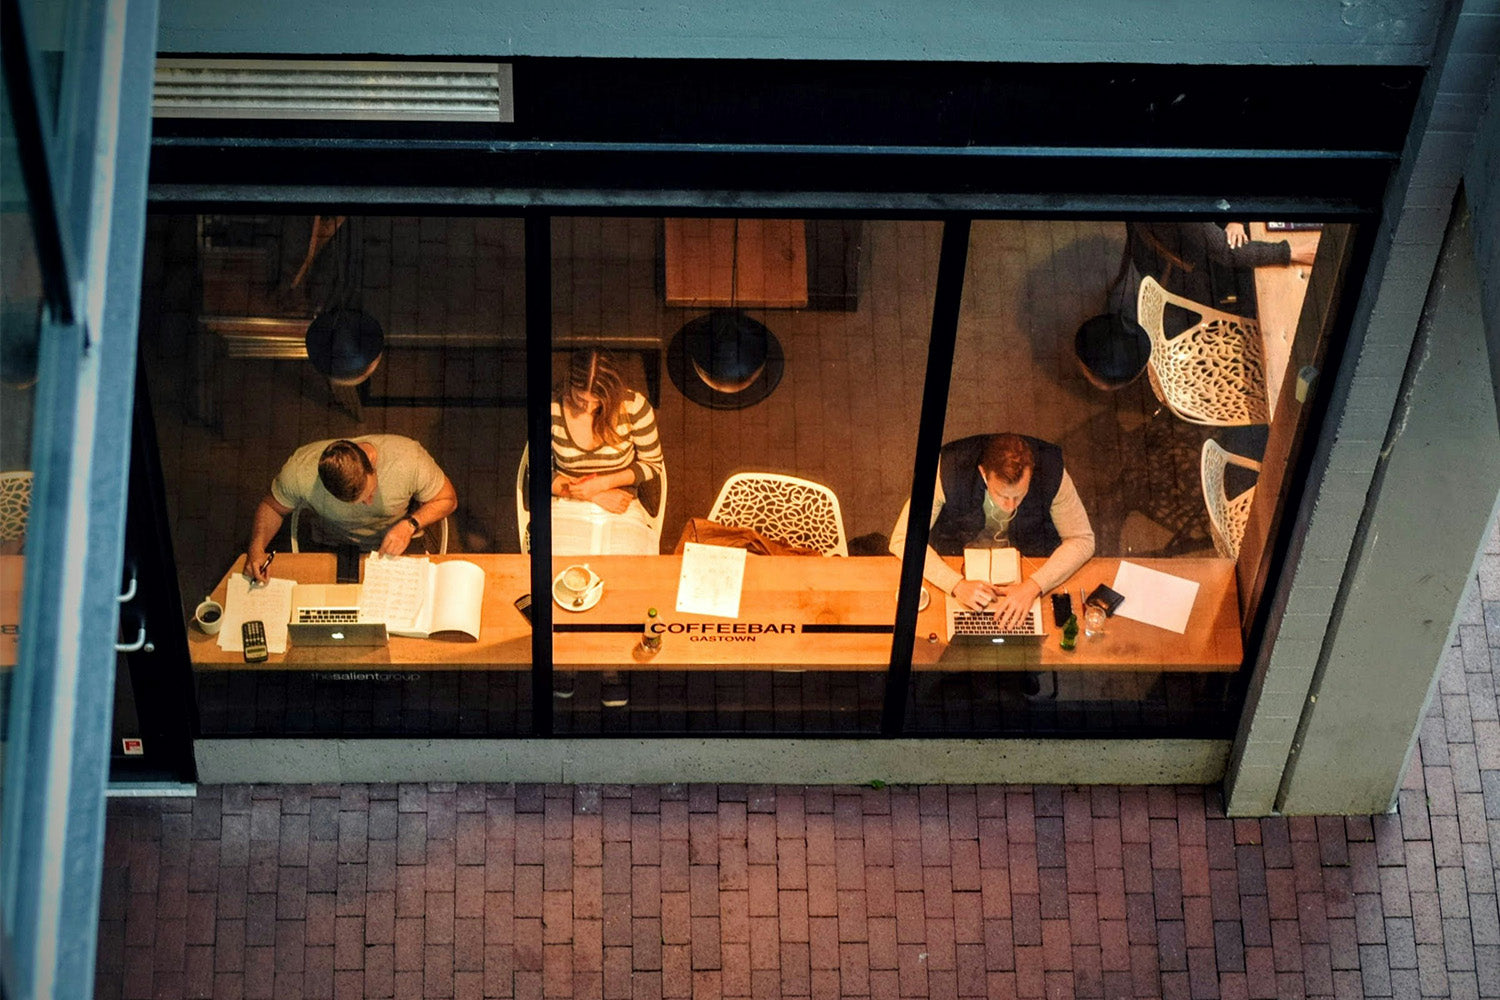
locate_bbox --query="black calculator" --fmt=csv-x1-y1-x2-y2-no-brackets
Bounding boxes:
241,619,268,663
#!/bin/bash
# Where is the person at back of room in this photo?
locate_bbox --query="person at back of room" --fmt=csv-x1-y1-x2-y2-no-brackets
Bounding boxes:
1124,220,1316,329
550,348,664,533
889,432,1095,626
244,435,458,582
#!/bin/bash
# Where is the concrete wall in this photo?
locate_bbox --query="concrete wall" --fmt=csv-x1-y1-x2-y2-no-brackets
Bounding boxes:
195,738,1229,786
156,0,1443,64
1277,200,1500,814
1474,64,1500,413
1225,4,1500,814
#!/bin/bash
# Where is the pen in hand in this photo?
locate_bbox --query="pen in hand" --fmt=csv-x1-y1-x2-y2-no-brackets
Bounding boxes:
256,550,275,582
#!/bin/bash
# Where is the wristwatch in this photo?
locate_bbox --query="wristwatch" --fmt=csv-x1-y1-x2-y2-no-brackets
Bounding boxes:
405,515,421,532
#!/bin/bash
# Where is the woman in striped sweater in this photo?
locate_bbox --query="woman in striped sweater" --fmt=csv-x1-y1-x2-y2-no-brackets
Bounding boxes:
551,349,664,519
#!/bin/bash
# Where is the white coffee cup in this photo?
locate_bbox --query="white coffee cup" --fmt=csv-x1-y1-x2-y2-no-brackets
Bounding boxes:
194,597,224,635
557,564,598,605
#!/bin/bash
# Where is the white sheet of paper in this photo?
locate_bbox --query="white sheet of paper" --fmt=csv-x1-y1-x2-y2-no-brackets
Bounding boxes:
360,554,431,632
218,575,295,654
1111,561,1200,634
675,542,748,618
551,498,655,556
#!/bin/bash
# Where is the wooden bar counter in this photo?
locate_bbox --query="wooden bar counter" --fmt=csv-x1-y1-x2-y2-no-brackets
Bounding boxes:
189,553,1242,673
1251,222,1322,412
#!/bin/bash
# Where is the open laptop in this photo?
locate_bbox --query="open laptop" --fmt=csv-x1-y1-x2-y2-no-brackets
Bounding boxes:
944,594,1048,645
288,583,389,647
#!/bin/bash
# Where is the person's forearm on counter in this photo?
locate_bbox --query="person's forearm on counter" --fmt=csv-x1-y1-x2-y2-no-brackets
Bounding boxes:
888,488,964,596
1026,471,1095,594
244,495,291,581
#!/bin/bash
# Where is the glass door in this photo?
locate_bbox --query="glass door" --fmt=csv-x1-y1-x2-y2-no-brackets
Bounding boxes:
109,369,196,782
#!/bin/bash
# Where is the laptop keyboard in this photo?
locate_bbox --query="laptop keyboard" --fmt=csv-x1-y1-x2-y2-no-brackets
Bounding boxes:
295,607,360,624
951,609,1040,636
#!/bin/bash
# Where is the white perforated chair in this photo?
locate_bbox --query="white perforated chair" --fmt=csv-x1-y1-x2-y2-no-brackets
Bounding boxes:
1136,275,1270,426
517,445,532,553
1200,439,1261,560
708,473,848,556
0,471,32,549
290,505,447,554
518,444,667,554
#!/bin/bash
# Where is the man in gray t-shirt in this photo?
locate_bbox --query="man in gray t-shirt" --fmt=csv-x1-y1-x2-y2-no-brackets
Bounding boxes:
244,435,457,582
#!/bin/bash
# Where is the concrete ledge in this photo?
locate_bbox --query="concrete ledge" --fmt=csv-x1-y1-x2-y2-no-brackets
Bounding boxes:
196,738,1229,786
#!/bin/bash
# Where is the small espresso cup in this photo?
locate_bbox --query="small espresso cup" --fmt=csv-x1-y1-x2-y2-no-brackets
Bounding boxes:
194,597,224,635
558,564,597,605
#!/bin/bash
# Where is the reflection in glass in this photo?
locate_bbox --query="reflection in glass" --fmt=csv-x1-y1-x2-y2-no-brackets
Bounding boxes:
18,0,71,133
1,73,46,834
550,217,939,733
141,213,531,736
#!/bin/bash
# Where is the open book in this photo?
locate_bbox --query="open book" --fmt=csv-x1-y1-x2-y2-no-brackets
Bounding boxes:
360,555,485,640
963,546,1021,585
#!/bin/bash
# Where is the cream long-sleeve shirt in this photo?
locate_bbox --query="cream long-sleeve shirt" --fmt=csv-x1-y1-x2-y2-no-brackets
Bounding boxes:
888,468,1095,596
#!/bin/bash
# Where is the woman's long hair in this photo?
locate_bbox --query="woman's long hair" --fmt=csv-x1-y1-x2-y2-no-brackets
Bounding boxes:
559,349,631,446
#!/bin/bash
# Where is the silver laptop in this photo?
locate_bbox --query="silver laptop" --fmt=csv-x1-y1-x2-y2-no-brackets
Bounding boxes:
288,583,389,647
944,594,1048,645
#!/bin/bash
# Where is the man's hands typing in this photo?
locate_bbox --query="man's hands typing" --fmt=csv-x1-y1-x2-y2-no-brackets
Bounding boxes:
952,577,1042,627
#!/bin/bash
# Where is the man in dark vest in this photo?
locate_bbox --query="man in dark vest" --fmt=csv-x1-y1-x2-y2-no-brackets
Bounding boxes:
889,433,1095,627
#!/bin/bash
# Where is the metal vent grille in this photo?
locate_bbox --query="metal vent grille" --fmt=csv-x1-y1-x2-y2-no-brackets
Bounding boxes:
153,59,512,122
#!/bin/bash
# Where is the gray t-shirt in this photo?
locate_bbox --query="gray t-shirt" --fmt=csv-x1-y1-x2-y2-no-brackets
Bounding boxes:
271,435,447,548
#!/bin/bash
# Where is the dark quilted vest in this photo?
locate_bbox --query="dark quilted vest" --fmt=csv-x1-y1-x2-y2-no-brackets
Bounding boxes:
928,435,1064,557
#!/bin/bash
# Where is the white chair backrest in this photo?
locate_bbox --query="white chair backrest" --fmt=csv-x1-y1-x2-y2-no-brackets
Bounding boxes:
290,505,447,554
516,444,531,553
1200,439,1262,560
1137,275,1270,426
640,462,667,551
0,470,32,545
708,472,848,556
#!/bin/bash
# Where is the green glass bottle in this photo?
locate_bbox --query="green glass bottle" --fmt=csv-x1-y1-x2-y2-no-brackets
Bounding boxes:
1060,613,1079,651
639,607,662,654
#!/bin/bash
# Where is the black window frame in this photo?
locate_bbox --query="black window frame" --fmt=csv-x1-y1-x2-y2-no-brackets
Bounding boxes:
145,56,1406,740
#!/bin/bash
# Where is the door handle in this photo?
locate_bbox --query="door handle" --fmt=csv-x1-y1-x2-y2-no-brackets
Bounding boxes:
115,624,154,654
117,565,137,604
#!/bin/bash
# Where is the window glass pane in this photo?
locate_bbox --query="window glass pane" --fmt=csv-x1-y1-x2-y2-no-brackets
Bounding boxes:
141,213,531,736
549,217,939,733
1,72,44,848
905,218,1344,736
17,0,71,133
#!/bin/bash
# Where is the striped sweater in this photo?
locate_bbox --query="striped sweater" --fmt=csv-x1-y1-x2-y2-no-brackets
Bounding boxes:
550,391,663,485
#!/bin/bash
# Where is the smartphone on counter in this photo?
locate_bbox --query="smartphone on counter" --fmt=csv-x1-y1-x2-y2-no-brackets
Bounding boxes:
1050,592,1072,627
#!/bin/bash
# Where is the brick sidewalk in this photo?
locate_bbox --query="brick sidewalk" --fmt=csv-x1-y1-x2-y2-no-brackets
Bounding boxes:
96,568,1500,1000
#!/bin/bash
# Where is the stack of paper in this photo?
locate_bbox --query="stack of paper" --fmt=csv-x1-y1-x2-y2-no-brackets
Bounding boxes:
218,575,295,654
676,542,748,618
362,555,486,640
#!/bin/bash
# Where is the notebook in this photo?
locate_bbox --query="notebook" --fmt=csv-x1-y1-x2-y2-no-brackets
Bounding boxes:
963,546,1021,585
943,593,1047,645
288,583,389,647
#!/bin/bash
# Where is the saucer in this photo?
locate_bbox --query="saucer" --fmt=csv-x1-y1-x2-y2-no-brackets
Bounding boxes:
894,585,931,611
553,571,603,612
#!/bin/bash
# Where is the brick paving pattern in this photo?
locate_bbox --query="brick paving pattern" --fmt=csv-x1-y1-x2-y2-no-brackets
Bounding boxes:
97,541,1500,999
